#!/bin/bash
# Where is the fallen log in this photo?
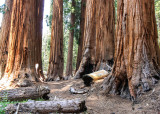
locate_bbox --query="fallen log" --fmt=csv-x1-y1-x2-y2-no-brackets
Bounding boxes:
0,86,50,101
5,99,87,113
82,70,109,86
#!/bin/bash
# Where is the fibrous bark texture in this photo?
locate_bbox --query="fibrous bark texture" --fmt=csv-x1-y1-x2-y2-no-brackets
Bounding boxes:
76,0,86,71
75,0,115,79
0,86,50,101
0,0,13,79
0,0,44,88
6,99,87,113
46,0,64,81
35,0,45,81
74,0,96,79
65,0,76,78
103,0,160,100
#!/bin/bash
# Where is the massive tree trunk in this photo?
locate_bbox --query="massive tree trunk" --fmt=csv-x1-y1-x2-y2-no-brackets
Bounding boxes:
65,0,76,78
0,0,44,88
35,0,45,81
75,0,115,79
74,0,96,79
95,0,115,70
103,0,160,100
76,0,86,71
46,0,64,81
0,0,13,79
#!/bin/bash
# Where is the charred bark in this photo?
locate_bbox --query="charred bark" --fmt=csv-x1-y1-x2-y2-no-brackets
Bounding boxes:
75,0,115,79
102,0,160,100
46,0,64,81
74,0,96,79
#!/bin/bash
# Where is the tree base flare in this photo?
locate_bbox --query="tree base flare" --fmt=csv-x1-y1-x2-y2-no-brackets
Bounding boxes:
102,71,160,100
102,75,131,99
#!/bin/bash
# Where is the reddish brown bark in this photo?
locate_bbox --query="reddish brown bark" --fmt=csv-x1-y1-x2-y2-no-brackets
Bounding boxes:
75,0,115,79
0,0,44,88
95,0,115,70
76,0,86,71
65,0,76,78
103,0,160,100
35,0,45,81
75,0,96,79
0,0,13,79
46,0,64,81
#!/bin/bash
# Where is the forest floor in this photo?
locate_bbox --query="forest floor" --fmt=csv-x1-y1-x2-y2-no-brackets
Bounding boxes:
40,78,160,114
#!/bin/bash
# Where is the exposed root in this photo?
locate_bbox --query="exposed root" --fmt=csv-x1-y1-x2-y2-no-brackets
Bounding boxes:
45,76,64,82
102,60,160,100
102,74,131,99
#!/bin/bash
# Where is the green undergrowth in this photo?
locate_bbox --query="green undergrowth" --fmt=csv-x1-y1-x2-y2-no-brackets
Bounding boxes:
0,98,44,114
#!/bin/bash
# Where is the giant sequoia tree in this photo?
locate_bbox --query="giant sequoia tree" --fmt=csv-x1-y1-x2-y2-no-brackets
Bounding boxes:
76,0,86,71
0,0,13,79
65,0,76,78
46,0,64,81
0,0,44,88
75,0,115,79
35,0,45,81
103,0,160,99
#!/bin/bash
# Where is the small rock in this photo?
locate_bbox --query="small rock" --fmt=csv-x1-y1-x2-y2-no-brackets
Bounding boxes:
138,107,143,109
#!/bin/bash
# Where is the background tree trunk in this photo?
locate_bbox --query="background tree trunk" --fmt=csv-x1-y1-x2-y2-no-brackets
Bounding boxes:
46,0,64,81
0,0,44,88
76,0,86,71
103,0,160,100
74,0,96,79
65,0,76,78
0,0,13,79
35,0,45,81
95,0,115,70
75,0,115,79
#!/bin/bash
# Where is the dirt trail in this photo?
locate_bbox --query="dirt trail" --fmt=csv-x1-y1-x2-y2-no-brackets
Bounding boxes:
42,79,160,114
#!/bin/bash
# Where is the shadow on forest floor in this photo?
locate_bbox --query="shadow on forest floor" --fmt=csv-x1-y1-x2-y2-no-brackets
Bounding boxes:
39,79,160,114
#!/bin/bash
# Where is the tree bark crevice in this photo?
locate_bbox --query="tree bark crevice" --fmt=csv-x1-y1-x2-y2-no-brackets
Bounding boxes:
102,0,160,100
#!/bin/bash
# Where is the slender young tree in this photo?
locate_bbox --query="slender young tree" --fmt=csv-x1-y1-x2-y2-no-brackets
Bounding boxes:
0,0,44,88
103,0,160,100
75,0,115,79
76,0,86,71
46,0,64,81
65,0,76,78
0,0,13,79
